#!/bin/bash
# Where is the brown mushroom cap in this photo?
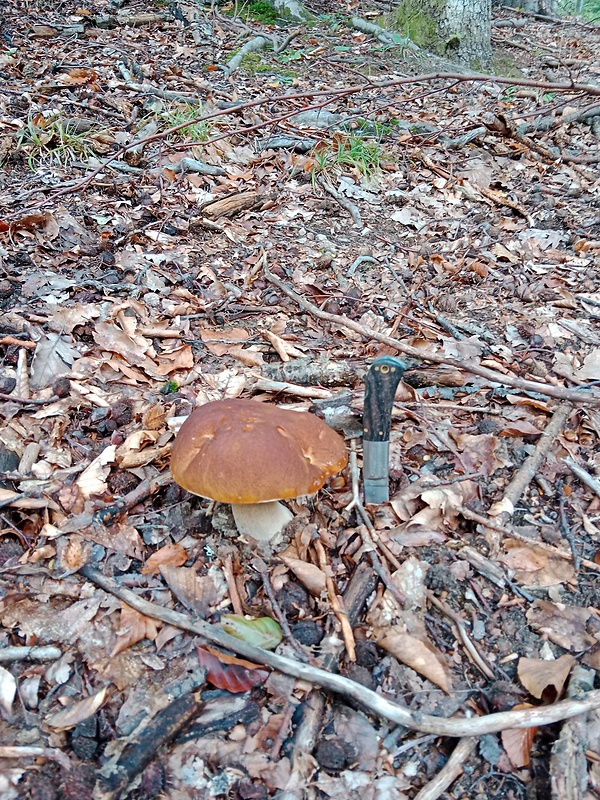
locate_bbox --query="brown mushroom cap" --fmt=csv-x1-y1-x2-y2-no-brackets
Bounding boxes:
170,399,348,504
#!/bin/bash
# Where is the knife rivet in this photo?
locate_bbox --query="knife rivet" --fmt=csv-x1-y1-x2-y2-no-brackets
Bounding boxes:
380,364,390,373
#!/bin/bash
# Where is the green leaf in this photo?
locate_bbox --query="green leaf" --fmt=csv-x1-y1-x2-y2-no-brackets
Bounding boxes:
221,614,283,650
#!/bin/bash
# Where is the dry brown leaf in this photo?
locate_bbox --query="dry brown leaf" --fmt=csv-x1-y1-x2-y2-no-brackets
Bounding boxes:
159,565,223,616
517,654,576,700
76,445,116,498
142,543,188,575
154,345,194,375
501,705,537,768
526,600,592,651
498,419,543,437
45,687,108,730
502,540,575,587
143,403,168,430
111,603,160,657
374,628,452,692
280,556,327,596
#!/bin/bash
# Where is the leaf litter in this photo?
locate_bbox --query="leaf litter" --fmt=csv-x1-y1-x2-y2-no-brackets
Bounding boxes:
0,0,599,798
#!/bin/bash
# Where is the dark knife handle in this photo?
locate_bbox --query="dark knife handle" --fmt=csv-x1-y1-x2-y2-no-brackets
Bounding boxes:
363,357,406,442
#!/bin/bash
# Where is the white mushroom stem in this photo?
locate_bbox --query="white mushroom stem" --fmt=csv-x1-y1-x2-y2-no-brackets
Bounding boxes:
231,502,293,542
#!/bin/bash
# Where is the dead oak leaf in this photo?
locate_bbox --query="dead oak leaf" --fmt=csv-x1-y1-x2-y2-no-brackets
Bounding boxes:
373,628,452,692
501,539,575,588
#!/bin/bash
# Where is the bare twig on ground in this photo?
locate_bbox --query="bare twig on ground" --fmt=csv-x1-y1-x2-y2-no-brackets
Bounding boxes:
318,178,363,227
94,693,202,800
78,566,600,736
563,456,600,500
0,746,71,771
25,72,599,207
252,556,311,663
457,506,600,572
0,645,62,662
313,537,356,662
413,737,478,800
489,403,573,529
263,263,600,405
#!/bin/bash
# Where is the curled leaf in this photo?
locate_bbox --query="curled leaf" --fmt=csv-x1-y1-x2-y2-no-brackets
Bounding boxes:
197,646,268,692
221,614,283,650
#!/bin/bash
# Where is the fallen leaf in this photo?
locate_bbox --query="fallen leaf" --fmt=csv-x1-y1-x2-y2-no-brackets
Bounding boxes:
517,654,576,701
221,615,283,650
197,646,268,692
280,556,327,596
142,543,188,575
502,704,537,768
45,687,108,730
0,666,17,715
111,603,160,657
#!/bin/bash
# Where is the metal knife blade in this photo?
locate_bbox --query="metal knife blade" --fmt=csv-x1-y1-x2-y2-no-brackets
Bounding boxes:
363,357,406,504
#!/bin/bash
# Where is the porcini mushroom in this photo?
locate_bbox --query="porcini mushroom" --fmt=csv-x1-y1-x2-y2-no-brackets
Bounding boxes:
170,398,348,542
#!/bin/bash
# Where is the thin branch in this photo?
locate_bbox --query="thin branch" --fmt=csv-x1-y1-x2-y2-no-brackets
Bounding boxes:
78,565,600,737
263,263,600,405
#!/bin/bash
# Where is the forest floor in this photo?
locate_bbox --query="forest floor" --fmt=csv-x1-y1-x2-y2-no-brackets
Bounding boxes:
0,1,600,798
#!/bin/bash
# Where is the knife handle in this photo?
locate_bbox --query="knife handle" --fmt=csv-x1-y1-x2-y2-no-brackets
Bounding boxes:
363,357,406,442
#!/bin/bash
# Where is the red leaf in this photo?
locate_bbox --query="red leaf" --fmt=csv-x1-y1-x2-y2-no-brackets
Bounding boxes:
196,646,269,692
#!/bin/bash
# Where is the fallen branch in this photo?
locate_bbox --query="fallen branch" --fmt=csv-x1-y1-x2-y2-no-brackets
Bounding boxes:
318,177,363,227
79,565,600,736
350,17,418,50
413,737,477,800
489,402,573,525
35,71,600,206
263,263,600,405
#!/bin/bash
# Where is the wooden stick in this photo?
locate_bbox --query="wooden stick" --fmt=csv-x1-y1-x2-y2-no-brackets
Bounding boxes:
263,263,600,406
78,566,600,736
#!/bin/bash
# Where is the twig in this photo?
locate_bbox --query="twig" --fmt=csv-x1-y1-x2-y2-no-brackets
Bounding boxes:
457,506,600,573
262,263,599,405
318,178,363,228
222,555,244,616
78,565,600,736
0,746,71,771
0,645,61,662
490,403,573,526
94,693,202,800
563,456,600,500
428,594,495,681
413,737,478,800
252,557,311,663
32,72,600,207
313,537,356,662
558,480,579,571
0,393,59,405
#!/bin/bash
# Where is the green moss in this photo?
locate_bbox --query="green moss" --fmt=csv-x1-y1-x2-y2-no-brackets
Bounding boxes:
240,52,272,73
246,0,279,23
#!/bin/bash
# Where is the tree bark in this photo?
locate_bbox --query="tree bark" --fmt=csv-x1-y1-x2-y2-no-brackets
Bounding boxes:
393,0,492,69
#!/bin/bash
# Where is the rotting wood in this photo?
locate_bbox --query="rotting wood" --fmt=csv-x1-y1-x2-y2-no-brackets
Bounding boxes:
94,693,203,800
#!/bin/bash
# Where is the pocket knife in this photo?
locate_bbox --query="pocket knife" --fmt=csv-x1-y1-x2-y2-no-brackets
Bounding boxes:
362,357,406,504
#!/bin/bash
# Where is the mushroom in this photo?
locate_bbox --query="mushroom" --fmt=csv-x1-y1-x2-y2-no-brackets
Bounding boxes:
170,398,348,542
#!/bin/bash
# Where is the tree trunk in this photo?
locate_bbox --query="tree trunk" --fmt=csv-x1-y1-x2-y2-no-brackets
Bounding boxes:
393,0,492,69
